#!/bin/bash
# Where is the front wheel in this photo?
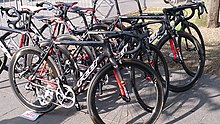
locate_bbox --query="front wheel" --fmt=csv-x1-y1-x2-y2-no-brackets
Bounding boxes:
157,31,205,92
87,59,163,124
181,22,205,57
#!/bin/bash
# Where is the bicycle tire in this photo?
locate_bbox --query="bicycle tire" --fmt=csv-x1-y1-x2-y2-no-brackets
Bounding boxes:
40,24,95,66
178,33,205,77
0,32,11,73
157,31,205,92
3,23,51,72
87,59,163,124
9,46,60,113
134,44,169,107
182,21,205,57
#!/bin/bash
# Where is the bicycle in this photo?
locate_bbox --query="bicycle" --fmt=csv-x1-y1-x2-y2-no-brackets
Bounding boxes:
33,2,169,99
101,0,206,92
149,3,206,92
8,30,164,123
120,3,205,92
133,0,206,57
0,4,97,75
0,6,58,72
163,0,207,55
0,6,36,73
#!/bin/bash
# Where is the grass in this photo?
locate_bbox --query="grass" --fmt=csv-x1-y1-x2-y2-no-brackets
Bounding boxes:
190,10,207,27
128,7,208,27
127,6,220,76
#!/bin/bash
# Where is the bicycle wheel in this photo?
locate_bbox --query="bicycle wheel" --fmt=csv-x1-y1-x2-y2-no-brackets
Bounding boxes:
157,31,205,92
0,32,11,73
3,23,51,72
54,35,95,87
87,59,163,124
181,21,205,55
58,44,94,87
0,31,27,72
134,44,169,107
9,46,60,112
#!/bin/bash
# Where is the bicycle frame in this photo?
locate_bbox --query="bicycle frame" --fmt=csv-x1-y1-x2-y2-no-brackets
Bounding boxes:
0,26,32,59
29,31,141,103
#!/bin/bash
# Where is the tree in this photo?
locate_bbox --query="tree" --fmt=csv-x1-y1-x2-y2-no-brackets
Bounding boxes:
207,0,220,28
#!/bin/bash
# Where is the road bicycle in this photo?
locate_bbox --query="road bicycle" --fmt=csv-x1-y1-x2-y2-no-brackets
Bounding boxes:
0,3,98,73
32,2,170,102
0,6,36,73
156,2,205,92
134,0,206,54
100,0,206,92
23,0,205,94
162,0,207,55
0,6,58,72
120,2,206,92
8,31,164,123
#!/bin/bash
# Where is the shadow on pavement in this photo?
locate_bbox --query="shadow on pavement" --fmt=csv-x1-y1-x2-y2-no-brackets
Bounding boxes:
159,74,220,123
0,92,88,124
1,74,220,124
0,106,78,124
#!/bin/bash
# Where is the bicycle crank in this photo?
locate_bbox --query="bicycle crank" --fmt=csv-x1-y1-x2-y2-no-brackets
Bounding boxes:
56,80,76,108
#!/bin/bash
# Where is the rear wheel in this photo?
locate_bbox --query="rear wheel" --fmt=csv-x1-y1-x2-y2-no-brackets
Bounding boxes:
1,32,22,72
9,46,60,112
134,44,169,107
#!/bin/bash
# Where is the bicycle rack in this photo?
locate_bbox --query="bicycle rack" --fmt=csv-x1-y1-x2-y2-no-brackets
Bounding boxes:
95,0,114,19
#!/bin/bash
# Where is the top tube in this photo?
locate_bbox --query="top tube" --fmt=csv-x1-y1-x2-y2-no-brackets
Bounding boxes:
55,40,104,46
0,26,26,34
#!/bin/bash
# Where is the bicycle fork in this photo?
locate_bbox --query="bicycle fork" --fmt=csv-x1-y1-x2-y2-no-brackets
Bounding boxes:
113,68,131,102
169,38,182,63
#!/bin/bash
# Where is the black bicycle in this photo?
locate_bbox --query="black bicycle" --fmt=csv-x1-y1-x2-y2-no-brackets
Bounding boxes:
99,0,206,92
0,6,36,73
135,0,206,54
8,30,164,123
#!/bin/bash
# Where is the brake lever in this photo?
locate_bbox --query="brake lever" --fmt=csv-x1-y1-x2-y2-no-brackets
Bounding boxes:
198,2,207,18
203,4,208,14
0,10,3,17
0,6,7,17
198,6,201,19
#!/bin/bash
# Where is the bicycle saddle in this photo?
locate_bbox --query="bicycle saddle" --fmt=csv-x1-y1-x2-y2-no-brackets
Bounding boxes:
21,5,45,13
55,2,78,7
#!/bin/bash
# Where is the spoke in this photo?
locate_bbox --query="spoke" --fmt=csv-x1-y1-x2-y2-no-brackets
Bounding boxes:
130,102,145,123
118,105,124,124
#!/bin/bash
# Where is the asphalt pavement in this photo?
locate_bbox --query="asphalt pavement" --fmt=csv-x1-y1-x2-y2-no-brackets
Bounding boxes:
0,68,220,124
1,0,220,124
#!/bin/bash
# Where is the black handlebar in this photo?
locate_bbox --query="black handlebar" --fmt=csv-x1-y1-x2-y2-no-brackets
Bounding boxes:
36,1,53,7
163,2,207,21
106,31,141,55
164,0,170,4
0,6,18,17
0,6,25,29
197,2,208,18
36,1,64,17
